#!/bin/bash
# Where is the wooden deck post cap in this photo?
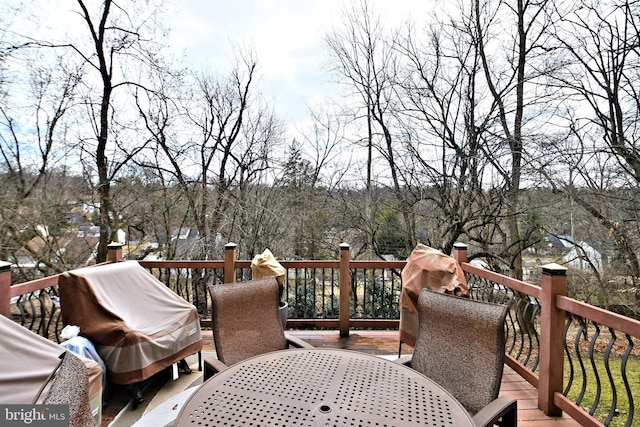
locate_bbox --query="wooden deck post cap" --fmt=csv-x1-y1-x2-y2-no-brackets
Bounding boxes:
541,263,567,276
0,261,11,272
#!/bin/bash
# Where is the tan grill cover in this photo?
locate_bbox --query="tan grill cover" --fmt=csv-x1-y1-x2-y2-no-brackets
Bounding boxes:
59,261,202,384
399,245,469,347
0,315,102,424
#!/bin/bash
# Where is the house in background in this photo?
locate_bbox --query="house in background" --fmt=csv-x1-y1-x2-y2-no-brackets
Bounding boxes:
77,224,100,238
522,235,607,280
12,225,100,280
12,235,51,270
545,235,605,271
562,240,605,271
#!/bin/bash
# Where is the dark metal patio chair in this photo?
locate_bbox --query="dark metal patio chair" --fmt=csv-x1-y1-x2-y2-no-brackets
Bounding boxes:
398,289,517,427
203,277,313,380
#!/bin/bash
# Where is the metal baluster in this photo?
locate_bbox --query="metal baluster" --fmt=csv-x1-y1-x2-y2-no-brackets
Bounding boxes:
575,316,588,407
603,327,618,425
587,322,602,416
620,334,635,427
563,313,575,395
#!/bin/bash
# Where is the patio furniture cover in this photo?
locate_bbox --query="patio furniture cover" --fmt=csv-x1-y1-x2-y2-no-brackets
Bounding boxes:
399,244,469,347
59,261,202,385
251,248,286,300
0,315,102,425
251,249,286,285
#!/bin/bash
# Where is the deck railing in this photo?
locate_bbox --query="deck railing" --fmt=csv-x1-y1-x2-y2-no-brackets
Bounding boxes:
456,246,640,427
138,243,405,333
1,242,639,426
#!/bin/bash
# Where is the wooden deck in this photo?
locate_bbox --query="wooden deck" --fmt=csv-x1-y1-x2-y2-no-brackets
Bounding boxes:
102,329,581,426
288,330,580,427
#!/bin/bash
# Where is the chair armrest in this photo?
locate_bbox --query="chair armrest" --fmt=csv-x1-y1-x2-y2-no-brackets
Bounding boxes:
203,357,229,381
395,355,413,366
472,395,517,427
285,332,314,348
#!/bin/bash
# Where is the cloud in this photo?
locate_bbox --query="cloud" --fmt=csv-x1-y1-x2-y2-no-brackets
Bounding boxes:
169,1,339,122
169,1,432,126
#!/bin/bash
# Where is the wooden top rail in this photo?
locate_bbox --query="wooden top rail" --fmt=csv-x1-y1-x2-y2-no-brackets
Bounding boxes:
459,262,542,299
139,259,405,269
556,294,640,337
139,260,226,269
9,275,61,297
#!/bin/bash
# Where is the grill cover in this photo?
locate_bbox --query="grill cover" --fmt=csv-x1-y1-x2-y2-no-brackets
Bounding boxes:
59,261,202,384
399,245,469,347
0,315,102,424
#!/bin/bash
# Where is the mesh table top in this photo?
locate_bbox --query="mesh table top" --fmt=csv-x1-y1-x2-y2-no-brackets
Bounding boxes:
177,349,474,426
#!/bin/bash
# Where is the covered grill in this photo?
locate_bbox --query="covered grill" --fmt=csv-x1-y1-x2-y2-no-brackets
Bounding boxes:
399,245,469,349
59,261,202,385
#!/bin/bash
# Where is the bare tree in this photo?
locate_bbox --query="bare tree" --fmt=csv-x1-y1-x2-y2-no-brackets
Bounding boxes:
547,0,640,281
138,51,284,259
326,0,417,258
393,10,508,257
54,0,170,261
0,48,83,274
299,106,351,191
467,0,556,278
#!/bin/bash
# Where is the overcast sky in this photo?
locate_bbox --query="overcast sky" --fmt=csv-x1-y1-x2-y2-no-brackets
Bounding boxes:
8,0,433,131
169,1,336,125
168,1,432,127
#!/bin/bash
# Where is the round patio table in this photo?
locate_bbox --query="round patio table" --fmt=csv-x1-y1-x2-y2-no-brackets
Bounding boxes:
176,348,475,427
